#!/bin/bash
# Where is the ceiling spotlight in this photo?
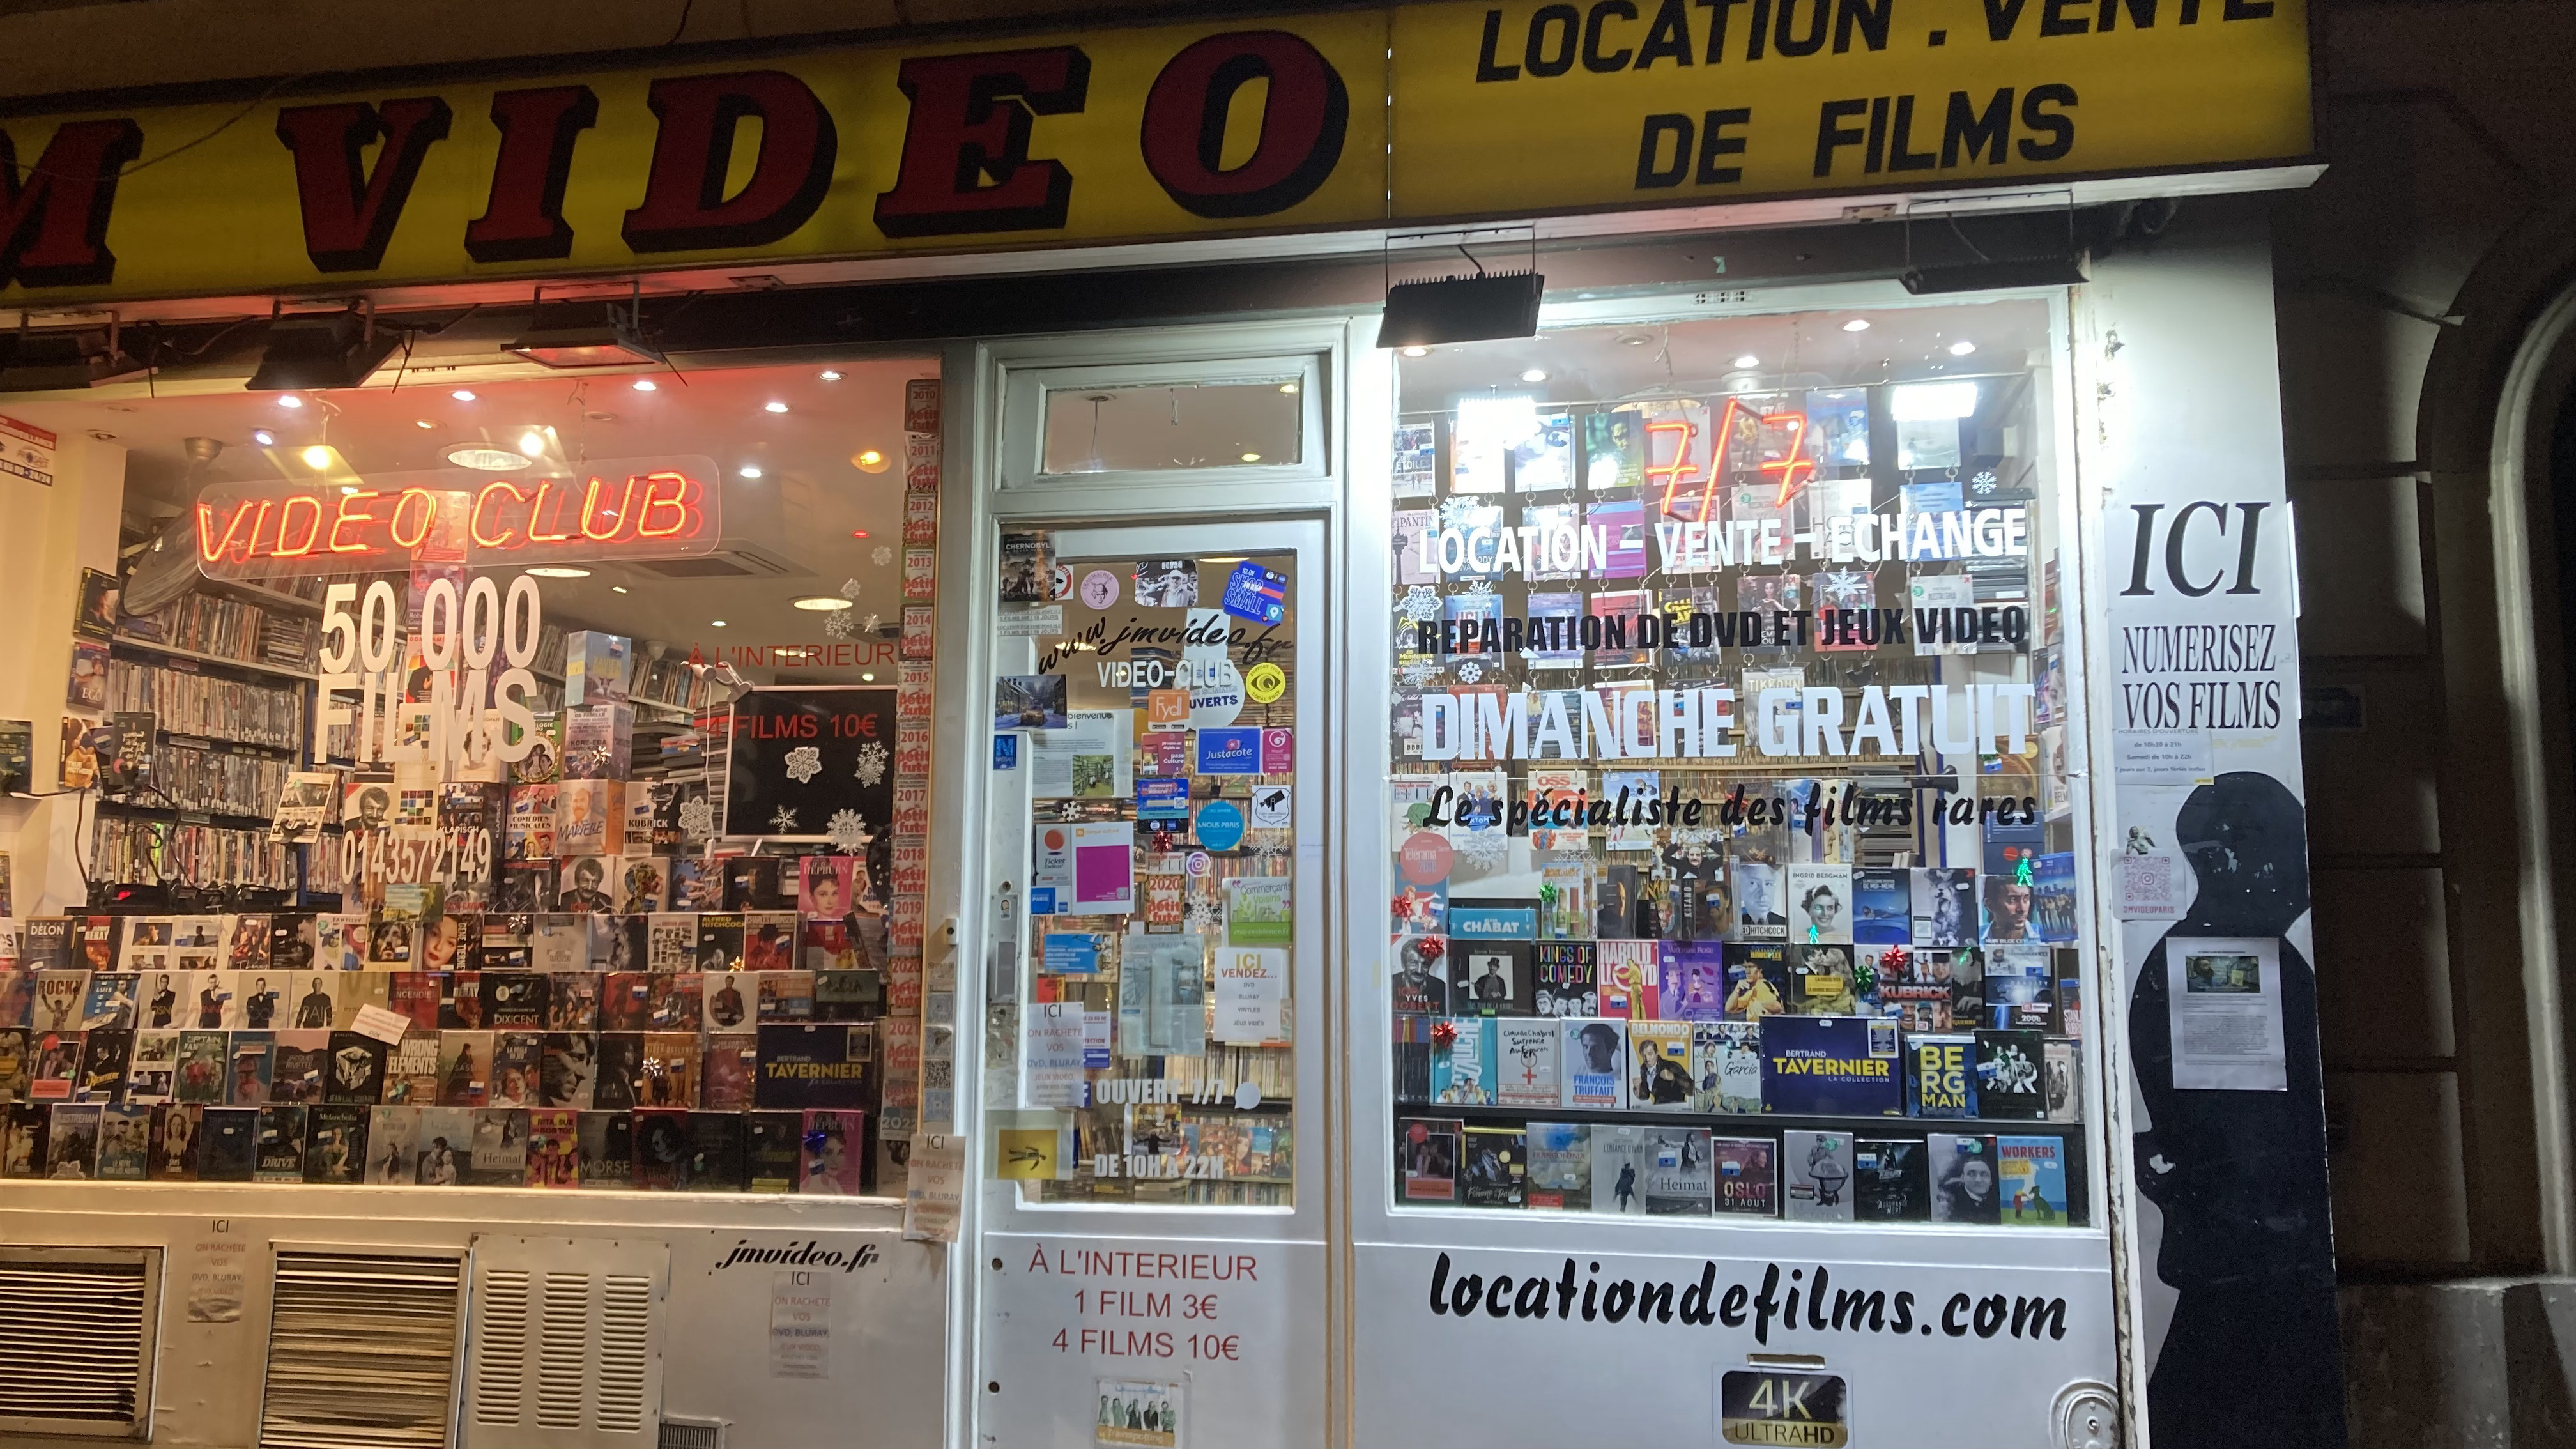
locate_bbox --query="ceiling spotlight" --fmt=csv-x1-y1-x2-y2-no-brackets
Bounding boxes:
850,529,870,538
793,596,855,611
251,429,276,446
277,395,304,410
819,369,843,381
739,465,764,479
852,448,889,473
861,671,875,682
445,443,532,471
1399,346,1429,358
339,484,360,496
1841,319,1871,333
518,431,546,455
452,389,477,401
1732,354,1760,369
1240,452,1262,463
1948,339,1977,356
611,585,628,594
1519,369,1547,383
1278,382,1299,394
414,419,434,429
763,401,789,414
710,620,727,628
632,378,658,393
526,566,591,579
300,446,332,470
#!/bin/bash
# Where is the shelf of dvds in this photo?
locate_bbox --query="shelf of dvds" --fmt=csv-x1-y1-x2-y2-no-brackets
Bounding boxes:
193,576,325,617
158,732,300,760
95,797,282,831
111,634,318,683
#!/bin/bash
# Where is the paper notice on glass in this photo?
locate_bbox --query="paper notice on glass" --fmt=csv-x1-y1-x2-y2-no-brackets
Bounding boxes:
1082,1009,1112,1069
1211,946,1287,1043
2165,935,2287,1090
1118,931,1207,1057
769,1270,831,1379
903,1131,964,1242
1024,1002,1088,1107
1031,709,1134,800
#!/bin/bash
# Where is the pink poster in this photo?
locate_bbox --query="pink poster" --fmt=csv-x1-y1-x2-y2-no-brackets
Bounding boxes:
1070,822,1134,916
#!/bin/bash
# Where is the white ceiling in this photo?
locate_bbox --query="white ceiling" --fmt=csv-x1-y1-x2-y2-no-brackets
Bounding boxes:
13,354,939,662
1396,297,2051,413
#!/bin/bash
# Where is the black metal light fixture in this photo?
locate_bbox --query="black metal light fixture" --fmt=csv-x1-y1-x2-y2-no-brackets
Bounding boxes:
245,305,400,392
1375,270,1544,349
506,288,663,369
0,319,151,390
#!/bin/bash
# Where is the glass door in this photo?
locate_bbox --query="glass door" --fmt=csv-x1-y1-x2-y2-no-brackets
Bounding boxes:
973,521,1330,1449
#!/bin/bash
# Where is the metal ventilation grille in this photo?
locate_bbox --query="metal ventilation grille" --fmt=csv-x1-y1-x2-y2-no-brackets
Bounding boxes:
535,1275,588,1430
594,1276,652,1434
464,1238,668,1449
466,1272,528,1428
259,1250,466,1449
657,1416,724,1449
0,1247,160,1438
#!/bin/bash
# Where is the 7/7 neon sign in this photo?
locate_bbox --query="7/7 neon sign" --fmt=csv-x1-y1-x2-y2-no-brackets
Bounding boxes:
190,454,721,579
1650,399,1819,522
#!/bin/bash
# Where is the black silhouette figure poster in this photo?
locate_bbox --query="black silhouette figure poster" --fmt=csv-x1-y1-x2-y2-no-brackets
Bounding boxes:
2126,772,2342,1448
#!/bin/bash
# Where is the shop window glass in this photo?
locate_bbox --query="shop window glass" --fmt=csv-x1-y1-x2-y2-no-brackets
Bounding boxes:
1039,379,1304,475
1384,303,2092,1227
5,357,939,1195
985,545,1300,1206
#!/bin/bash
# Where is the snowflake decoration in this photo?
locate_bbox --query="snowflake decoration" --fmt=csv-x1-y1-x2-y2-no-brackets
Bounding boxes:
839,577,864,599
783,746,823,784
1452,825,1508,870
871,546,894,567
769,805,801,833
825,808,871,852
678,798,715,839
862,613,882,633
1457,661,1484,683
1184,897,1225,935
1248,832,1291,864
822,608,855,639
853,741,889,786
1436,496,1487,530
1399,586,1442,623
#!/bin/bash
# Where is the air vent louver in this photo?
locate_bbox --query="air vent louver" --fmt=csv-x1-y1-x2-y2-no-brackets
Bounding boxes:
259,1249,465,1449
0,1247,160,1438
463,1238,667,1449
